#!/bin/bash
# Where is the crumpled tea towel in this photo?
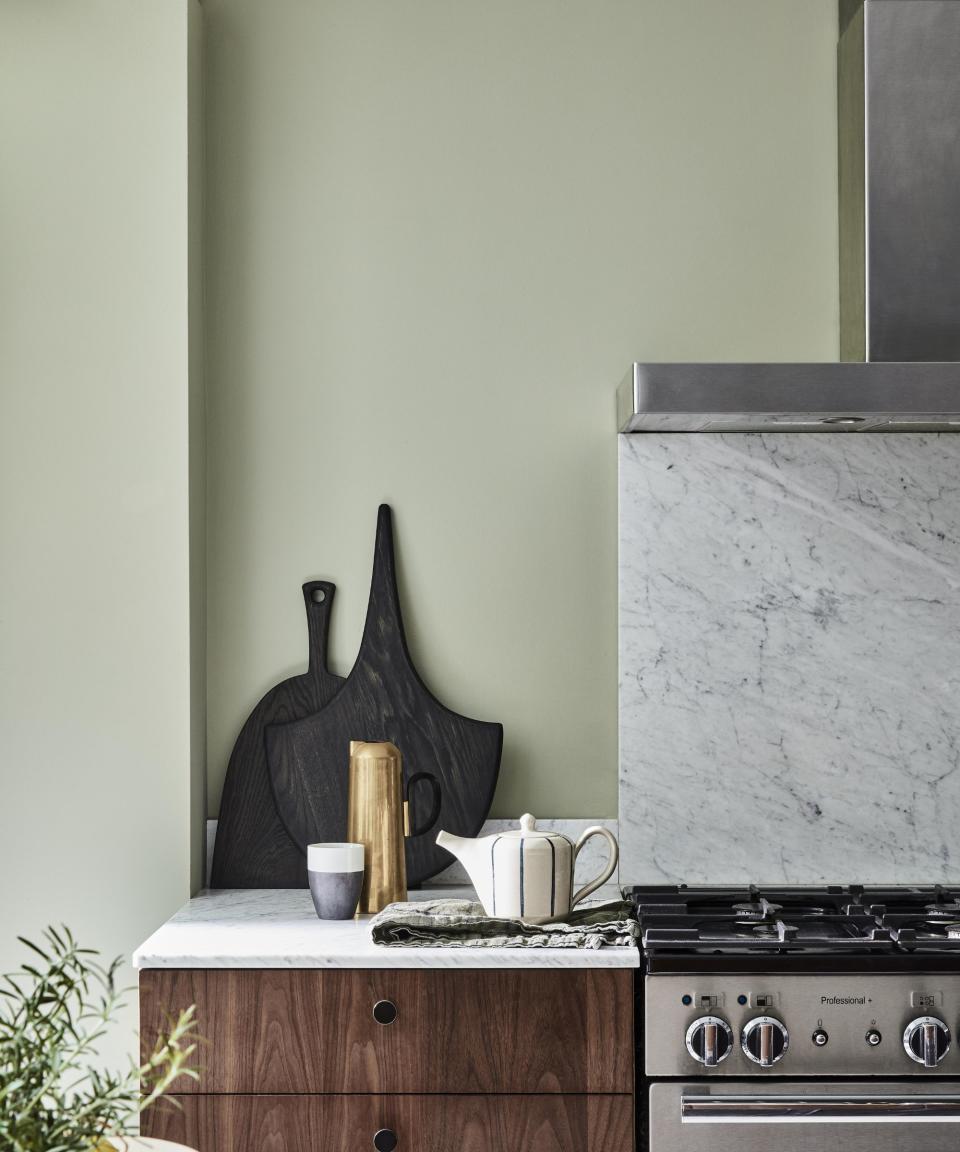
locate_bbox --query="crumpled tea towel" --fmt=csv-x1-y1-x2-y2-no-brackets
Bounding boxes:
369,899,639,950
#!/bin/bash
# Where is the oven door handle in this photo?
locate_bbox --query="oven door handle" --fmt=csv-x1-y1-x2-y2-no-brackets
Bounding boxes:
682,1094,960,1124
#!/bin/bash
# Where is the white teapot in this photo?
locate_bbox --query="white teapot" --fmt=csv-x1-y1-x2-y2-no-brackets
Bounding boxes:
437,814,619,922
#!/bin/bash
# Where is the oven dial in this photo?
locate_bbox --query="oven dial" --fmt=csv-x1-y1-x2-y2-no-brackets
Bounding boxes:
741,1016,789,1067
685,1016,733,1067
903,1016,950,1067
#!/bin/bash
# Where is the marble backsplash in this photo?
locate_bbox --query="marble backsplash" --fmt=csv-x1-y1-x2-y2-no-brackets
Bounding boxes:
619,433,960,885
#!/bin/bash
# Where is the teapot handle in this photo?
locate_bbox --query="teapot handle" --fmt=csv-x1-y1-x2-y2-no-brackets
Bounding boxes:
570,826,619,908
404,772,442,838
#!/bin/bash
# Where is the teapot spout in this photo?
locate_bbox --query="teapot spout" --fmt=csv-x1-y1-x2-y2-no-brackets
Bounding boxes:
435,828,493,910
436,829,468,856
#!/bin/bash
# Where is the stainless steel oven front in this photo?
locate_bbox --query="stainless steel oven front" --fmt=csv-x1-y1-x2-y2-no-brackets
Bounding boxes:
650,1081,960,1152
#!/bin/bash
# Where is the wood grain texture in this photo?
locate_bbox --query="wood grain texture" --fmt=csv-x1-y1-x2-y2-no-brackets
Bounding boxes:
265,505,503,886
139,968,634,1094
210,581,345,888
143,1093,634,1152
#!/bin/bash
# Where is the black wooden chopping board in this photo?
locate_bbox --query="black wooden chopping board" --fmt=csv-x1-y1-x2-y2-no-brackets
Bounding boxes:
265,505,503,886
210,580,346,888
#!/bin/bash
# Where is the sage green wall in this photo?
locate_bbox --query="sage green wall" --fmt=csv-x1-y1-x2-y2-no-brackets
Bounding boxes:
205,0,840,820
0,0,202,1069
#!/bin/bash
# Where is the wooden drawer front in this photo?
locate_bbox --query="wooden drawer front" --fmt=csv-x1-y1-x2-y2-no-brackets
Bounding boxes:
140,968,633,1094
144,1093,634,1152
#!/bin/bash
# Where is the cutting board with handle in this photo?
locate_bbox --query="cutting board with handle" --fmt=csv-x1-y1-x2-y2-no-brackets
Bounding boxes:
265,505,503,886
210,581,346,888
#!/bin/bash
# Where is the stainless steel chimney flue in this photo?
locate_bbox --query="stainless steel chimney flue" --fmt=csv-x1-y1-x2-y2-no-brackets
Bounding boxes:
619,0,960,433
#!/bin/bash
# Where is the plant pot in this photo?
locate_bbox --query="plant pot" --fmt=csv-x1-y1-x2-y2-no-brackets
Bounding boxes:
100,1140,199,1152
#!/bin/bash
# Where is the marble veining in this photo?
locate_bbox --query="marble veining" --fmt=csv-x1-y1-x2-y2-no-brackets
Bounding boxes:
132,885,635,969
619,433,960,885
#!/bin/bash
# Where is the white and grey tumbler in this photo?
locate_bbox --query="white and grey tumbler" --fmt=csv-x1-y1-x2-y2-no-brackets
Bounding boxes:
307,843,364,920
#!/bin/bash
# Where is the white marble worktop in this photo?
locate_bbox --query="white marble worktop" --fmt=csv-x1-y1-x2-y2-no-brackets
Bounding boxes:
133,885,638,970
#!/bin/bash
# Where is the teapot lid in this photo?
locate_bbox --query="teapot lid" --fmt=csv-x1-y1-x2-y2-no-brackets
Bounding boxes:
502,813,569,842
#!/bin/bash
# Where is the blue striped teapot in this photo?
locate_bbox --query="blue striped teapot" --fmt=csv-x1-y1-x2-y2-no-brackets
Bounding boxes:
436,813,618,922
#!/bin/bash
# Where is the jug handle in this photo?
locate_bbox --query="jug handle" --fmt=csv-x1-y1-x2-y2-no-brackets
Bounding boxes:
570,826,619,908
404,772,442,838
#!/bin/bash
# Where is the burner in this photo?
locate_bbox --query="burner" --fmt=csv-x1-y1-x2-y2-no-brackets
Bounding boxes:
732,898,782,922
885,917,960,949
698,917,797,944
925,902,960,919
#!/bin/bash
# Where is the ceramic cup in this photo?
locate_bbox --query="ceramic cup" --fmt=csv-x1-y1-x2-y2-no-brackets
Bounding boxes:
307,843,364,920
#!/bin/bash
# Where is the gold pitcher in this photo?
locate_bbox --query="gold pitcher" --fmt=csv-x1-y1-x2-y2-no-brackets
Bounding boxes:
347,740,442,913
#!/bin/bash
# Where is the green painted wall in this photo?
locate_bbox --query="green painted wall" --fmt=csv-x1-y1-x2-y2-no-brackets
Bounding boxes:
204,0,840,820
0,0,202,1069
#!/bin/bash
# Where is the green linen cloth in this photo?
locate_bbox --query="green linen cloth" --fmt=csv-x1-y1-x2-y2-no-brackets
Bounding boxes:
369,898,639,950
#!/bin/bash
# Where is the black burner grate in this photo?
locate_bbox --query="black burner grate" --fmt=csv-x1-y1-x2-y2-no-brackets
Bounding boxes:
626,884,960,955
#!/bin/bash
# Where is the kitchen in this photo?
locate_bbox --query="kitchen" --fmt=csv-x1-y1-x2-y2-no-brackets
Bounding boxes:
1,2,958,1151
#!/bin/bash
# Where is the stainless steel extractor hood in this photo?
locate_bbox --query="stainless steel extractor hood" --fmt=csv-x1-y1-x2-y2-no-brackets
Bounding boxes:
619,0,960,433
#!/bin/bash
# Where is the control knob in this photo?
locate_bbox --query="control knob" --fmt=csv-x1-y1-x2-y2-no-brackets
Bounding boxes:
903,1017,950,1068
741,1016,789,1067
685,1016,733,1067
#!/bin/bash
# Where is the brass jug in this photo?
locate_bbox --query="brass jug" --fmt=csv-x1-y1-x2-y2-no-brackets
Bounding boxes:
347,740,442,913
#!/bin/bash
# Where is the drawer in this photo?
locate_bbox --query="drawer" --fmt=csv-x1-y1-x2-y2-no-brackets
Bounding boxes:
139,968,633,1094
143,1092,635,1152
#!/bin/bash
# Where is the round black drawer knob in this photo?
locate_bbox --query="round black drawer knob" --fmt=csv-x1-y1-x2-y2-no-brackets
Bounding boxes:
373,1129,397,1151
373,999,398,1025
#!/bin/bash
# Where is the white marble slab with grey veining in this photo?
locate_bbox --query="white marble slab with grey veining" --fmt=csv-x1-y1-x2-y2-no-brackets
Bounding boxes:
132,884,634,969
619,433,960,885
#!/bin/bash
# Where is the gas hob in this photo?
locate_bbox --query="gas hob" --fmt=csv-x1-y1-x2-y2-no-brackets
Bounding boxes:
628,884,960,957
629,885,960,1084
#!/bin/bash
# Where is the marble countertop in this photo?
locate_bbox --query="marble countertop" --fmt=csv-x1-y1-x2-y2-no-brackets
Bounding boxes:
133,885,638,970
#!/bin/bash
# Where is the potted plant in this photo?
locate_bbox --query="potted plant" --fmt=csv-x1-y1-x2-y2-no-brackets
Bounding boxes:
0,926,200,1152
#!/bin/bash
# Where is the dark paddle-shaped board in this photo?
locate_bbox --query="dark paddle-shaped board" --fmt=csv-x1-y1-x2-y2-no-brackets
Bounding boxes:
210,581,346,888
265,505,502,886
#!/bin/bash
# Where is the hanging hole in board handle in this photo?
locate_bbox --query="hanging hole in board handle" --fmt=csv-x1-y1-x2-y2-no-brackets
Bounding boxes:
310,588,326,604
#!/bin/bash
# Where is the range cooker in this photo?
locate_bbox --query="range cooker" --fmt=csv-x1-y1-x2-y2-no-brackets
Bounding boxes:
628,885,960,1152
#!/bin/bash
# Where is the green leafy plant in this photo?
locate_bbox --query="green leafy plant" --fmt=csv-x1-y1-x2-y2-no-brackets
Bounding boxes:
0,926,199,1152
